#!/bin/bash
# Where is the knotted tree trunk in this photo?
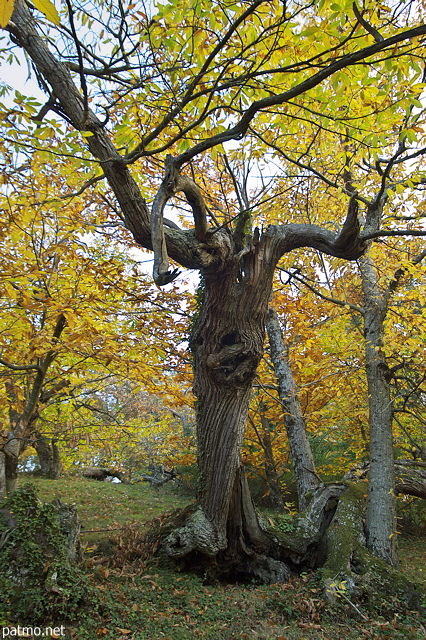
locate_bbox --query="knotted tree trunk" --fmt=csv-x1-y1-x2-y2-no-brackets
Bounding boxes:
164,250,289,579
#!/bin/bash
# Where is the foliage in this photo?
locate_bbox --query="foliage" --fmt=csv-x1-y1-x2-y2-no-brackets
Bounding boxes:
0,484,97,622
0,168,194,471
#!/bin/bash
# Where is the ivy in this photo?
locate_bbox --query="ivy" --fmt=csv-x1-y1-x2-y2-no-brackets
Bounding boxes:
0,484,98,623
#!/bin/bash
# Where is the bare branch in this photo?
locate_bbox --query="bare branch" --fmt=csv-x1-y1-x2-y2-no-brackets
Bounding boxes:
151,155,210,285
362,229,426,241
353,2,384,43
151,156,181,286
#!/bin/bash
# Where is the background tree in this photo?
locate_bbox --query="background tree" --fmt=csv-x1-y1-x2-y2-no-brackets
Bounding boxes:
0,159,193,494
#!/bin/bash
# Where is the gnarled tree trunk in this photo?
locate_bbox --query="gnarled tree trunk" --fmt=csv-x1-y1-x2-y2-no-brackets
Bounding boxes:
173,256,279,566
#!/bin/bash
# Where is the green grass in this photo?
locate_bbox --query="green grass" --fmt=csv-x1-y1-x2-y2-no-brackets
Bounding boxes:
21,473,190,543
3,475,425,640
399,534,426,588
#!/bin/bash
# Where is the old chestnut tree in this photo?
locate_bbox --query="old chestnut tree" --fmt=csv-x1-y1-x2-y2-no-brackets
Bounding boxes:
2,0,426,583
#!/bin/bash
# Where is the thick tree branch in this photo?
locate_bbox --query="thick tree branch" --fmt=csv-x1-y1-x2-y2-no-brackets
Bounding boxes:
333,193,364,255
8,0,426,286
151,155,209,285
151,157,181,286
268,220,365,262
8,0,201,273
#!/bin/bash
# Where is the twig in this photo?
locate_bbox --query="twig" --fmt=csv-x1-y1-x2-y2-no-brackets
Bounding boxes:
339,591,369,621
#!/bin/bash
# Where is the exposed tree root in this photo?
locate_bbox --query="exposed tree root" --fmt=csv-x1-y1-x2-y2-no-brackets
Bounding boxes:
321,482,424,614
156,480,425,615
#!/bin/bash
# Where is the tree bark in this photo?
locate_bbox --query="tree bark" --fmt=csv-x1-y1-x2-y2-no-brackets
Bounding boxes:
266,306,320,510
360,253,397,565
3,430,21,495
395,462,426,499
33,433,62,479
0,451,6,500
188,255,277,552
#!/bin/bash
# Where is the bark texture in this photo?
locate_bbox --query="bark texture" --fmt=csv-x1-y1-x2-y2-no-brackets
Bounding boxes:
33,433,62,479
266,306,320,509
2,431,22,496
395,462,426,499
360,253,397,565
186,249,278,557
321,482,422,613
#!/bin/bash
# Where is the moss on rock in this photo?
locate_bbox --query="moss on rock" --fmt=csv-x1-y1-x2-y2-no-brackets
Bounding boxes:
0,484,97,623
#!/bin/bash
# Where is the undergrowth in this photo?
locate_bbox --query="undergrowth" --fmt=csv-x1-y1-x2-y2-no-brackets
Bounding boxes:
0,484,97,624
0,476,424,640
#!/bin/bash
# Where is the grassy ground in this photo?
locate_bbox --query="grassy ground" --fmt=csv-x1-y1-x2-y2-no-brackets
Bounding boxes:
3,475,426,640
19,474,190,544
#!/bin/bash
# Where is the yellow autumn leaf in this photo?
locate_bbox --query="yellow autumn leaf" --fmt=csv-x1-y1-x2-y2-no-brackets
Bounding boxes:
0,0,14,29
31,0,60,25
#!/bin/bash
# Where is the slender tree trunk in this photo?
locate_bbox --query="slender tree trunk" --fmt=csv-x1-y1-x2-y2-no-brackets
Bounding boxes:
259,411,286,512
5,453,19,494
2,431,21,495
266,306,320,510
34,434,62,479
360,254,397,565
0,451,6,500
